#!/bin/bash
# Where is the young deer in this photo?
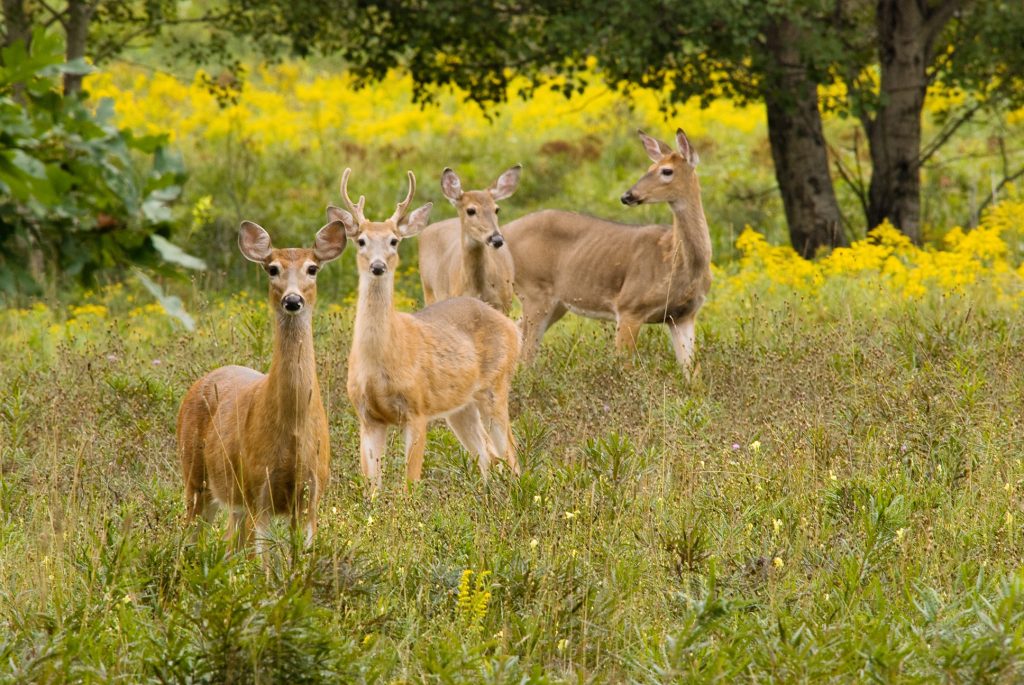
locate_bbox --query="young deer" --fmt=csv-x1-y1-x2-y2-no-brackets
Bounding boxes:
503,129,712,375
418,165,522,314
176,219,347,552
332,169,520,491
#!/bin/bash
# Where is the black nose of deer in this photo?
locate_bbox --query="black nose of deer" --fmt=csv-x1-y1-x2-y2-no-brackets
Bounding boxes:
621,191,638,206
282,293,304,312
487,233,505,249
370,260,387,276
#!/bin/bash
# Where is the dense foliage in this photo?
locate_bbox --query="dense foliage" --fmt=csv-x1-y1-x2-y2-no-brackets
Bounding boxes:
0,30,187,295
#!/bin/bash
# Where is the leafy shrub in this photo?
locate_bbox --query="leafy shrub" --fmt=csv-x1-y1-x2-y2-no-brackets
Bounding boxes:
0,30,188,296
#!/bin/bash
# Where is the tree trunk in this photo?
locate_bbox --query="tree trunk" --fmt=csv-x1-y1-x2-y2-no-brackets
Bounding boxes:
762,18,847,258
865,0,960,243
63,0,93,97
2,0,32,52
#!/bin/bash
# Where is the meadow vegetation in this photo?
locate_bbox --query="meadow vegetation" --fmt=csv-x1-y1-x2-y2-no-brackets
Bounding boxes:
2,57,1024,682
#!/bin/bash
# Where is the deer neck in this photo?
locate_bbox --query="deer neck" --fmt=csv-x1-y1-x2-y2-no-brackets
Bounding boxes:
460,236,489,295
260,309,319,427
668,180,712,269
353,272,400,363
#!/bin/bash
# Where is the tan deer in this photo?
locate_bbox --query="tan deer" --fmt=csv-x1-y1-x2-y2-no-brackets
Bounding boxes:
176,218,347,553
332,169,520,491
503,128,712,375
418,165,522,314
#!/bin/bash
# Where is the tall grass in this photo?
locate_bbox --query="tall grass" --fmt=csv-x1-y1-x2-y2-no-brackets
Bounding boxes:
2,268,1024,681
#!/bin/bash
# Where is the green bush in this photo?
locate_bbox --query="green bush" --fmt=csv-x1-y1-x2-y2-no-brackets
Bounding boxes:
0,29,187,296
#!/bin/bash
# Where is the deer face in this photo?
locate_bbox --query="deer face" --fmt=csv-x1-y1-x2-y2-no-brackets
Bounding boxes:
238,219,347,316
621,129,700,207
349,220,404,277
328,169,432,279
441,165,521,249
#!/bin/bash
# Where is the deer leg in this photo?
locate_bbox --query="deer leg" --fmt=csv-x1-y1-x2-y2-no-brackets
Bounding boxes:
292,478,318,549
667,315,698,378
403,416,428,485
251,507,273,569
359,420,387,492
477,384,519,475
225,507,247,550
519,298,566,364
447,404,501,480
615,315,643,361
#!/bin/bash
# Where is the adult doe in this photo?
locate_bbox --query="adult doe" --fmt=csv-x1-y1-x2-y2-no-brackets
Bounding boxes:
176,219,346,552
333,169,520,491
418,165,522,314
503,129,711,375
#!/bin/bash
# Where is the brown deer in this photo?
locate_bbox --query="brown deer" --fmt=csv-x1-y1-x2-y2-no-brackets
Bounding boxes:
176,218,347,553
418,165,522,314
332,169,520,491
502,129,712,375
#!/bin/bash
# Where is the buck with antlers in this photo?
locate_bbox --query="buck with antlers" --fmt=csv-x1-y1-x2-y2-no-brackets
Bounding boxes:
176,218,347,553
333,169,520,491
418,165,522,314
503,128,712,375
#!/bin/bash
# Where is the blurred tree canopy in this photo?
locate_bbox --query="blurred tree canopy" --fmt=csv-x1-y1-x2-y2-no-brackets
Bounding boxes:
2,0,1023,260
212,0,1024,256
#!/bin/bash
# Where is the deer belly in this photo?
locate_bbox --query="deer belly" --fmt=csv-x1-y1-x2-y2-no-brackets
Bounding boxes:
563,300,616,321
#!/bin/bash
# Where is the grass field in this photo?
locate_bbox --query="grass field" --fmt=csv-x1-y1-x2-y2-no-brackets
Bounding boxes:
4,204,1024,682
3,57,1024,682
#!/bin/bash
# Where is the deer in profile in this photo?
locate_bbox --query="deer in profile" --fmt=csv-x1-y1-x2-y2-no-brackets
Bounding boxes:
418,165,522,314
332,169,520,491
176,218,347,554
502,129,712,376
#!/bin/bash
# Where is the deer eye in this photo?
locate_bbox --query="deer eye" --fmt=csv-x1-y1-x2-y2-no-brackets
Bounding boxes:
267,265,280,277
494,207,500,214
660,168,674,177
466,207,477,216
357,238,366,247
307,265,318,276
390,238,399,247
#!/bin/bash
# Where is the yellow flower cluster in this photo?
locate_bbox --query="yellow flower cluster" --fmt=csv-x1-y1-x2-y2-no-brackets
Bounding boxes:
84,61,766,152
455,569,492,634
725,200,1024,304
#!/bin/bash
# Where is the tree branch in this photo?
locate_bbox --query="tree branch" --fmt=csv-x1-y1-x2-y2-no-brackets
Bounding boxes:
922,0,963,44
916,100,983,168
34,0,68,29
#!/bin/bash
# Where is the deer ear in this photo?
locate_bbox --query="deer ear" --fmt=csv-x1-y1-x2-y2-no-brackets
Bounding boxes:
327,205,359,237
489,164,522,201
441,168,463,204
638,129,672,163
239,221,272,263
314,220,347,263
399,202,433,237
676,128,699,167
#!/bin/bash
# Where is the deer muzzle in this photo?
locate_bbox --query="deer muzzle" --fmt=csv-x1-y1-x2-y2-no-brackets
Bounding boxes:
282,293,304,313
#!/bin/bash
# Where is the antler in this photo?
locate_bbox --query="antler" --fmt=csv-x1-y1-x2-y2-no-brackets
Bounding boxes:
389,171,417,225
340,168,367,225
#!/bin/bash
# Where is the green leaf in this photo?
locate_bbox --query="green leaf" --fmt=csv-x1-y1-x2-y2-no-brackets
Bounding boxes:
142,186,182,223
135,269,196,331
150,234,207,271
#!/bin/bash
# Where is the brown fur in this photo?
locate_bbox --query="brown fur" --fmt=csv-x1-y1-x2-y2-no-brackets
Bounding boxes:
419,166,520,314
502,129,712,375
331,170,520,491
176,222,346,551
